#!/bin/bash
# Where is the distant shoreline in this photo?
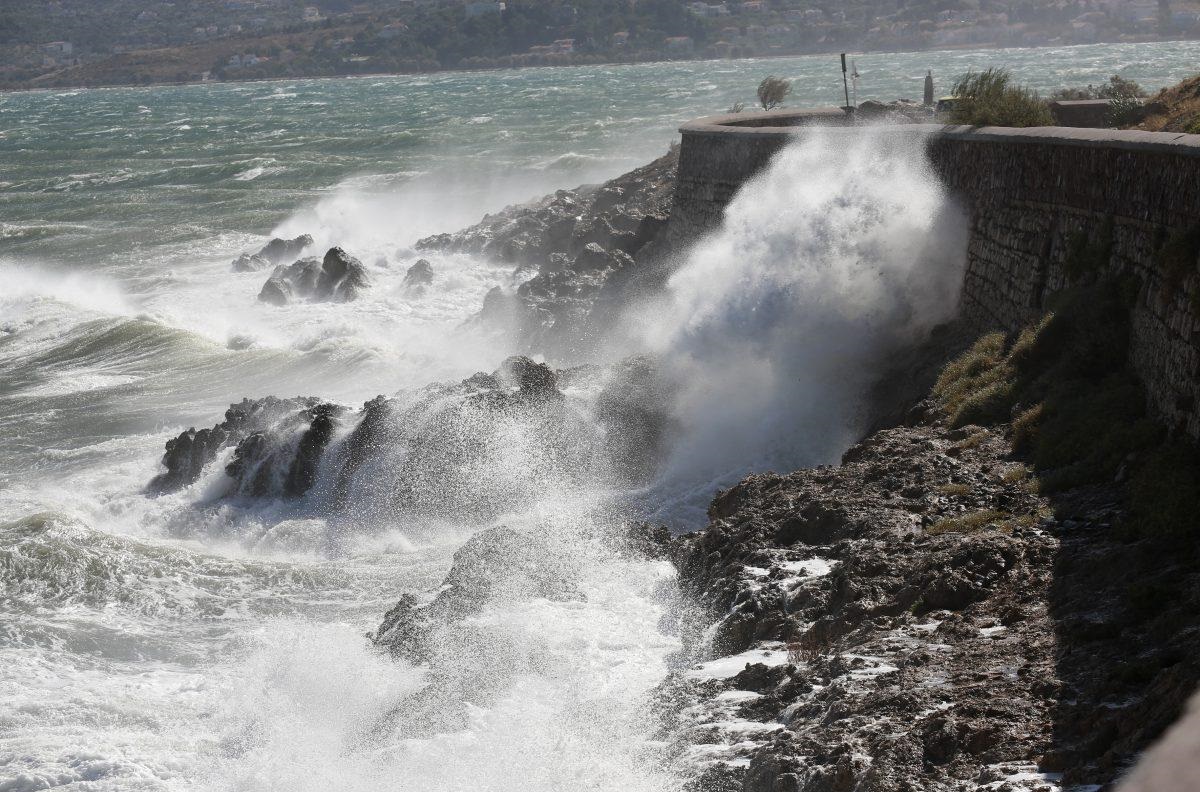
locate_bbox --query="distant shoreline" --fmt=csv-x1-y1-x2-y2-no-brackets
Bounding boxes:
3,35,1198,96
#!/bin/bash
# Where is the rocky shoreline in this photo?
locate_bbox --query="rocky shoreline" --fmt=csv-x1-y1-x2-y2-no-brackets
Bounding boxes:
154,148,1200,791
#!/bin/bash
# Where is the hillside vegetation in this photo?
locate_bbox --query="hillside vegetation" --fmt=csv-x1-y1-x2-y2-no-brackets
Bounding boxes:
1135,73,1200,132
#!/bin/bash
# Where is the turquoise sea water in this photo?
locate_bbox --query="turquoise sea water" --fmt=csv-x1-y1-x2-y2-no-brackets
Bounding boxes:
0,42,1197,792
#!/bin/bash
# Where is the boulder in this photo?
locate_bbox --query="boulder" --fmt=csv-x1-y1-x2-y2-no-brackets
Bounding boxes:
316,246,369,302
496,355,558,395
257,234,314,265
148,396,320,493
257,247,368,305
372,525,582,662
232,253,270,272
230,234,313,271
403,259,434,294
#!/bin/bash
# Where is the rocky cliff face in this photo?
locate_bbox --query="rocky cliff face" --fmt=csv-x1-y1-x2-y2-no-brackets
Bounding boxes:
652,308,1200,791
658,420,1061,792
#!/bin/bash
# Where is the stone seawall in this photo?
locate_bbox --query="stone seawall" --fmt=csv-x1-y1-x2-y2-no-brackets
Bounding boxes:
672,111,1200,439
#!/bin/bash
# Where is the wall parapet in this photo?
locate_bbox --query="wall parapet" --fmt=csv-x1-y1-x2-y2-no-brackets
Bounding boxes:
671,111,1200,439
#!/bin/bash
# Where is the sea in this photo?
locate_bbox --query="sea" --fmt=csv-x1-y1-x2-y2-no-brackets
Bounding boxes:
1,42,1197,791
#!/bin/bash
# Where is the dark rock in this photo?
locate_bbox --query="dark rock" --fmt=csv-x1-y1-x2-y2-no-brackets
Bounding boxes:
317,246,368,301
223,401,345,498
148,396,320,493
232,234,313,271
372,525,582,662
496,355,557,395
921,717,960,764
257,272,292,306
403,259,434,293
257,247,368,304
232,253,270,272
259,234,314,264
658,422,1060,792
425,148,677,362
732,662,789,693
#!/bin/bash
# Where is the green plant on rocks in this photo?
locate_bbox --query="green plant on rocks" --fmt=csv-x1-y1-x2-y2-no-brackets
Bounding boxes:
932,277,1200,539
948,69,1054,128
927,509,1011,536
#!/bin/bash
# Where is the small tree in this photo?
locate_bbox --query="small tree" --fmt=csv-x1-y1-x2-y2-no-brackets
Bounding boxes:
757,75,791,110
949,68,1054,128
1098,75,1147,100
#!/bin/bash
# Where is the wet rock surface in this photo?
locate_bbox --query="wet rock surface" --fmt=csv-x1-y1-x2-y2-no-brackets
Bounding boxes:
148,396,323,493
149,355,675,519
258,246,369,305
421,147,678,361
656,414,1200,792
231,233,313,271
402,258,434,294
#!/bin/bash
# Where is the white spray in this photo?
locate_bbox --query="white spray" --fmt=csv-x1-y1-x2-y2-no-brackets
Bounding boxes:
637,126,968,524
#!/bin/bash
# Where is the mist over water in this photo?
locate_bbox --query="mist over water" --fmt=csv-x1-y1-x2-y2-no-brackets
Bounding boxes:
0,43,1195,792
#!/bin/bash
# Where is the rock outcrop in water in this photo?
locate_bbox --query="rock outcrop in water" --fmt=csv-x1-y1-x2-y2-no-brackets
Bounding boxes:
371,524,583,663
419,147,678,361
258,246,369,305
148,396,323,493
402,259,434,295
231,233,314,272
149,355,675,519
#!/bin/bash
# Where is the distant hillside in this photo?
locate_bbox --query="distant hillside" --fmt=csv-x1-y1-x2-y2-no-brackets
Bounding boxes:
4,0,1200,90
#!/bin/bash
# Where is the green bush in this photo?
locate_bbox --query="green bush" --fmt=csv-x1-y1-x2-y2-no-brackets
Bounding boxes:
949,68,1054,128
1106,96,1144,128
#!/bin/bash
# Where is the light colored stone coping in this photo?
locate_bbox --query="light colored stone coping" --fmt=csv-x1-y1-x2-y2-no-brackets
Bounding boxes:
679,109,1200,156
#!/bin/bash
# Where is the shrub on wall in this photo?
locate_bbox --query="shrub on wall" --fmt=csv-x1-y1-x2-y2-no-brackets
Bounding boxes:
948,68,1054,128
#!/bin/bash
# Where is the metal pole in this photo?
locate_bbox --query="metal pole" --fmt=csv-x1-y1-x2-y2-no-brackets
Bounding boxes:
840,53,851,109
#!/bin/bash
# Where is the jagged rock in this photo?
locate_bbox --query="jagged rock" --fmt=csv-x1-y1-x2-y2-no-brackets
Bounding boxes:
258,246,368,305
259,256,320,305
421,148,677,362
155,354,670,524
657,423,1057,790
231,253,270,272
495,355,557,395
573,242,630,271
403,259,434,294
330,395,398,508
230,233,313,271
148,396,320,493
258,234,314,264
317,246,369,301
224,401,345,498
371,525,582,664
